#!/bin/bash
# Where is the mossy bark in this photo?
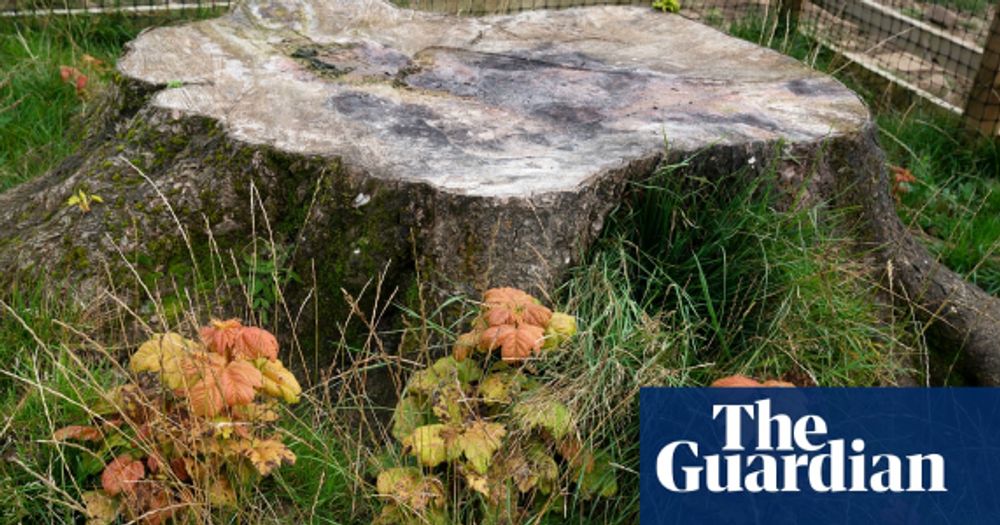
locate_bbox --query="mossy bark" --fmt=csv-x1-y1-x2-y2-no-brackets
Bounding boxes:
1,77,999,385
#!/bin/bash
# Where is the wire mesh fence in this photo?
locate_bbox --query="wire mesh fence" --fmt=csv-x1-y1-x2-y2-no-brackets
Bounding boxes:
0,0,229,15
2,0,998,136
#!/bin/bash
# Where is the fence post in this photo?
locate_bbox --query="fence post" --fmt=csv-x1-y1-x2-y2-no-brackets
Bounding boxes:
963,9,1000,136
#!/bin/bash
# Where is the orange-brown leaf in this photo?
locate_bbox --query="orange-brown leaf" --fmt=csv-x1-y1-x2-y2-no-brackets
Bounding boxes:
199,318,243,357
216,360,263,406
101,455,145,496
891,165,916,184
241,438,296,476
53,425,101,442
711,375,796,387
479,324,545,362
452,331,479,361
710,375,763,387
178,350,227,378
186,378,226,417
81,54,106,70
59,65,79,82
483,287,552,328
123,482,174,525
233,326,279,361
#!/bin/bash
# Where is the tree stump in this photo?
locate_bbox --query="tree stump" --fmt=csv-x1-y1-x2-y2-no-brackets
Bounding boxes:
1,0,998,382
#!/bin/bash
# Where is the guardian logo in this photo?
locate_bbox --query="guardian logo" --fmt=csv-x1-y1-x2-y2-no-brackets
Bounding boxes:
656,399,945,494
640,388,1000,524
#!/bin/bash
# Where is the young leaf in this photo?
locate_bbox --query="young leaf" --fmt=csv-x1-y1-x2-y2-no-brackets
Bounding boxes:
199,318,244,357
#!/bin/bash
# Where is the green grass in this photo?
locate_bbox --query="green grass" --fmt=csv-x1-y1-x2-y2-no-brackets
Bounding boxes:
517,159,918,524
728,13,1000,297
879,110,1000,294
0,12,219,192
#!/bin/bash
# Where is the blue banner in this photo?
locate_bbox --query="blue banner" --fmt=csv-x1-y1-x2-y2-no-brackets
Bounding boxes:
640,388,1000,524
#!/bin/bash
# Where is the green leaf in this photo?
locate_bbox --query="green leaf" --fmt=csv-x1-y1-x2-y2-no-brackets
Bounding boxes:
577,451,618,499
430,356,481,384
513,397,574,440
392,395,429,442
431,383,467,424
477,372,522,405
526,443,559,494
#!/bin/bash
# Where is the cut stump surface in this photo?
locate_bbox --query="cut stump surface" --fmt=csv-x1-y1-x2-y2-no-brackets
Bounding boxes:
1,0,998,382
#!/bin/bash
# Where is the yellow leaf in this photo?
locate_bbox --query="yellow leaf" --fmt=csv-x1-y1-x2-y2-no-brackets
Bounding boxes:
431,383,467,424
130,333,198,374
452,331,478,361
577,451,618,499
90,194,104,203
232,402,280,423
241,438,296,476
258,359,301,403
456,421,506,474
82,490,119,525
404,424,448,468
477,372,519,405
543,312,577,349
208,477,237,507
525,444,559,494
465,472,490,496
376,467,445,511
